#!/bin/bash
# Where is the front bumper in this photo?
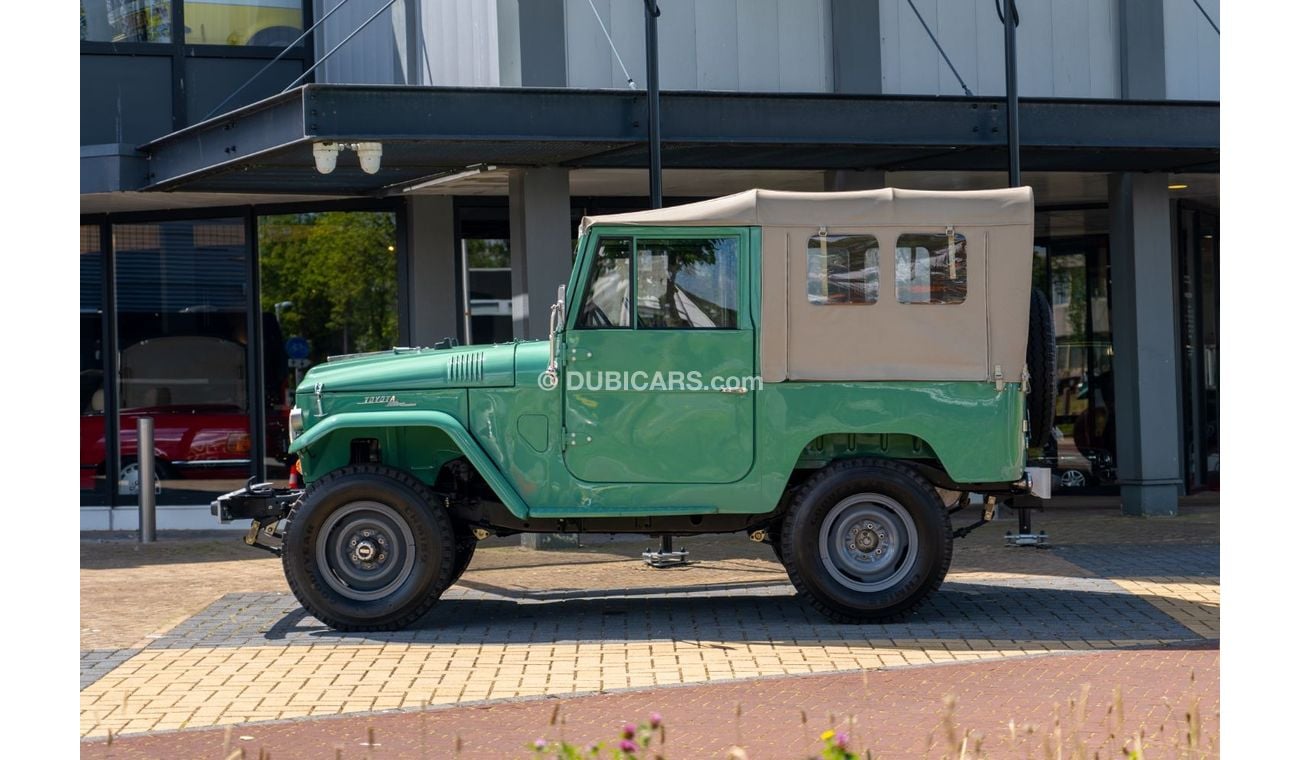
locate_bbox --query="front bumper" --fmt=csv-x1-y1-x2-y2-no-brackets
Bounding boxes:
211,481,301,523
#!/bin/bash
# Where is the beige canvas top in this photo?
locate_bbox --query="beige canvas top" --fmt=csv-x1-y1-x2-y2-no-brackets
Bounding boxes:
578,187,1033,234
580,187,1036,384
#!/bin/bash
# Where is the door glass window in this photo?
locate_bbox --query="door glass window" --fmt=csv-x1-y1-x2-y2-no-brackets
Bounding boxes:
807,234,879,304
896,232,967,304
636,238,739,329
576,238,632,328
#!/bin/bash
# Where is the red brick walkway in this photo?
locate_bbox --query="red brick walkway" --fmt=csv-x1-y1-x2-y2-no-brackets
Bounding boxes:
83,645,1218,759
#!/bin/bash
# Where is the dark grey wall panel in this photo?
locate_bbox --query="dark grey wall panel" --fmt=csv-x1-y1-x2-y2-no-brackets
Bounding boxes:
185,58,305,125
81,55,173,146
1119,0,1165,99
830,0,881,94
519,0,566,86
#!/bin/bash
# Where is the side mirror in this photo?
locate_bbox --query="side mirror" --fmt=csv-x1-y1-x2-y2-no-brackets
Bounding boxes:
544,284,567,383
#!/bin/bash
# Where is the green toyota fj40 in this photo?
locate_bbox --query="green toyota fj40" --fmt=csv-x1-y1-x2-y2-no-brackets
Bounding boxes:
214,187,1055,630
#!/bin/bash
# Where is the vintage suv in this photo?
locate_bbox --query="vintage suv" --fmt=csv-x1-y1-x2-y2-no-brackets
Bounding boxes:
214,187,1055,631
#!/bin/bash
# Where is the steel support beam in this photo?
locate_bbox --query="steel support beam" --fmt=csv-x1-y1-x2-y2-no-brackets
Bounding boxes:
139,86,1219,193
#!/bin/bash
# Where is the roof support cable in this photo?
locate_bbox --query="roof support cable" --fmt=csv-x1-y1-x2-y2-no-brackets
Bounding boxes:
283,0,402,93
587,0,638,89
204,0,352,120
1190,0,1220,34
906,0,973,96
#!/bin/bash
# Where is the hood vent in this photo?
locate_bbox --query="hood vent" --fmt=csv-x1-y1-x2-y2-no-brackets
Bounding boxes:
447,351,486,384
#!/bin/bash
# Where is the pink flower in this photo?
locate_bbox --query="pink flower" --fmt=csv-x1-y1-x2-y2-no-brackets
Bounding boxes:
533,738,547,750
835,732,850,750
649,713,662,729
619,739,638,753
622,723,637,739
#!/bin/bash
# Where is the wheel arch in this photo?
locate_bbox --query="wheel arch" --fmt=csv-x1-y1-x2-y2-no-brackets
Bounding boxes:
289,411,529,520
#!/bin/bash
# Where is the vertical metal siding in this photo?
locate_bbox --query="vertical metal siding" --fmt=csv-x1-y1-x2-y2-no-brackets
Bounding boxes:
1164,0,1219,100
880,0,1122,98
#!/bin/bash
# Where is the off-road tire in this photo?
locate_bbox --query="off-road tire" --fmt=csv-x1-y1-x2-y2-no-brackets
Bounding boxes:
282,464,455,631
780,458,952,623
449,530,478,587
1026,287,1057,449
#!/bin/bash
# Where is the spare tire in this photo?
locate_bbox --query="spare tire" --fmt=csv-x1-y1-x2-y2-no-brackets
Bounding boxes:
1025,288,1057,449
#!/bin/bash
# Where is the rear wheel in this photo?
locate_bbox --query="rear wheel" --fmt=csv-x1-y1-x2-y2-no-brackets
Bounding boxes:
282,464,455,631
781,458,952,622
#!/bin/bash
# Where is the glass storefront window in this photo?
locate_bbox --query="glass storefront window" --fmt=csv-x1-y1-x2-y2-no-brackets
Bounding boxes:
81,225,108,505
462,239,513,345
108,218,254,505
184,0,304,46
259,211,398,485
82,0,173,42
1030,210,1118,492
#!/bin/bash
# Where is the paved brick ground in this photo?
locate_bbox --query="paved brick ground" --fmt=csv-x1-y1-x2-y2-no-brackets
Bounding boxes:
82,645,1219,759
80,506,1219,742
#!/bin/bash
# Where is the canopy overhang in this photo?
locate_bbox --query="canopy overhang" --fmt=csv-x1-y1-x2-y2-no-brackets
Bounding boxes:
136,85,1219,196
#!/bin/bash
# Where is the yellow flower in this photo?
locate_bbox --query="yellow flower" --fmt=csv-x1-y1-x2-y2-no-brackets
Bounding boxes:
820,730,836,741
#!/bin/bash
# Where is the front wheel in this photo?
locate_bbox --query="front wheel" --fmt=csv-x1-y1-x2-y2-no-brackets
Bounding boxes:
282,464,455,631
780,459,952,622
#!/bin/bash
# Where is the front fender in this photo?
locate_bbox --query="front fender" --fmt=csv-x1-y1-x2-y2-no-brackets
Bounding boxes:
290,410,529,520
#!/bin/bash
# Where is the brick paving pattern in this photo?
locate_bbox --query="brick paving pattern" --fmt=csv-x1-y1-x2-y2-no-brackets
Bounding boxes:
83,645,1219,759
79,507,1220,741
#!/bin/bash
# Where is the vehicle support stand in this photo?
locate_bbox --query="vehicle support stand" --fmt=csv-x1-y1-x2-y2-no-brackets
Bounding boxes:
1004,496,1049,547
643,535,689,567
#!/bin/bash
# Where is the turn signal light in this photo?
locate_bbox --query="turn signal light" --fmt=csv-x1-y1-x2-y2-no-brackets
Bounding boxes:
289,459,303,489
226,432,252,455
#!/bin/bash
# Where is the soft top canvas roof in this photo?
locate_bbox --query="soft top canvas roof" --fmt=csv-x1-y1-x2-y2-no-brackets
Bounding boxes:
579,187,1034,234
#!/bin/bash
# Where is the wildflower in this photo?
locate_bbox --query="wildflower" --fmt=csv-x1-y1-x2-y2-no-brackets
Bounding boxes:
533,738,547,751
821,729,836,741
836,732,850,750
622,723,637,739
619,738,638,752
649,712,662,729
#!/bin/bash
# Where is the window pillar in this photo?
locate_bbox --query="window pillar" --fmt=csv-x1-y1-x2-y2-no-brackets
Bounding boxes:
508,168,572,340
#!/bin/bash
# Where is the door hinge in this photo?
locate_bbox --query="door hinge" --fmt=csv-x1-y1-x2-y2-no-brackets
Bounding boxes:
993,365,1005,392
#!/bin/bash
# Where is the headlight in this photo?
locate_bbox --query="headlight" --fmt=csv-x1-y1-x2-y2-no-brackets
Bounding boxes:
288,407,304,442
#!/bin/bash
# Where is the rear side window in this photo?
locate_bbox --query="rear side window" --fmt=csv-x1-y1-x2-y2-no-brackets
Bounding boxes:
576,237,632,328
636,238,739,329
895,231,967,304
807,234,879,305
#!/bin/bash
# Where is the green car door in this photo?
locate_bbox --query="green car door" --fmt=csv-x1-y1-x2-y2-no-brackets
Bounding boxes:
562,229,757,484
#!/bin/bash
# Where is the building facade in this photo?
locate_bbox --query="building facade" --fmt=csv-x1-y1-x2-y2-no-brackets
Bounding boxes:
80,0,1219,528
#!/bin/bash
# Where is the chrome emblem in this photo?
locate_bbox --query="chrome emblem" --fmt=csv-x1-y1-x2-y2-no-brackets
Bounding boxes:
360,395,416,408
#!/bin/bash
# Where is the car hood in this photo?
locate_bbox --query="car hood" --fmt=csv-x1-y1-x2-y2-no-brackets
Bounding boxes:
298,342,524,393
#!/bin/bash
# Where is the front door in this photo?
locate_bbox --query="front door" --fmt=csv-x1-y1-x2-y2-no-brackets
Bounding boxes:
563,230,756,484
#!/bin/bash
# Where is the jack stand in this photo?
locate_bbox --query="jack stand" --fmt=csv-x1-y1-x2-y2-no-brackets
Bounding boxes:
642,535,689,567
1004,499,1048,547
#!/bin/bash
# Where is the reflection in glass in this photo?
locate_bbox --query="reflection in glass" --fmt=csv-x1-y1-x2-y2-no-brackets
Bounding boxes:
81,226,108,504
807,234,879,305
258,211,398,485
636,238,738,329
82,0,173,42
577,238,631,328
105,219,257,505
1029,224,1117,492
184,0,304,46
895,233,967,304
